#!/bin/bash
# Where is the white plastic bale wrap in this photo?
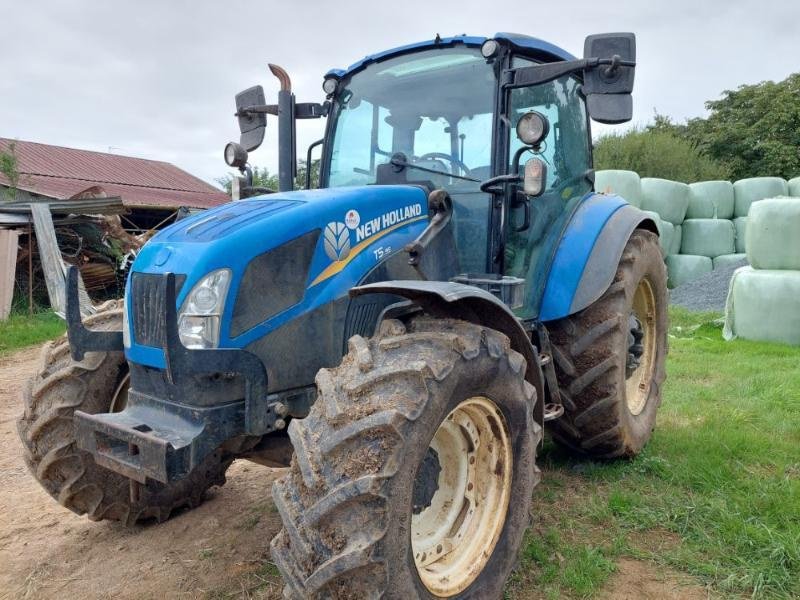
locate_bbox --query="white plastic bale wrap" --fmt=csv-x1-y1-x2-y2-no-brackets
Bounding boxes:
680,219,736,258
732,177,788,217
670,224,682,256
723,267,800,346
642,210,671,256
746,197,800,270
594,170,643,208
713,253,747,270
665,254,712,289
734,217,748,253
789,177,800,197
641,178,690,225
687,180,735,219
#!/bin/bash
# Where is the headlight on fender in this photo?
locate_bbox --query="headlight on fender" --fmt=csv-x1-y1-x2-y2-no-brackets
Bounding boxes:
178,269,231,349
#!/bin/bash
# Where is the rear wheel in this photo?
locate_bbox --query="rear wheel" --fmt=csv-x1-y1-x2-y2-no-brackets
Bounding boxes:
271,317,541,599
17,303,232,526
546,229,668,458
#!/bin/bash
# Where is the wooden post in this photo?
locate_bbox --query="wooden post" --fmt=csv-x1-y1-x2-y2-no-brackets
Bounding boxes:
0,228,20,320
28,222,33,315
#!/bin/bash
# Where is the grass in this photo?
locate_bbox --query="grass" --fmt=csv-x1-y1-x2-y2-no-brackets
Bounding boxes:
507,306,800,599
0,310,65,355
2,304,797,598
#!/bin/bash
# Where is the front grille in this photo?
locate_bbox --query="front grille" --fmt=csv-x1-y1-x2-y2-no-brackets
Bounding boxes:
131,273,185,348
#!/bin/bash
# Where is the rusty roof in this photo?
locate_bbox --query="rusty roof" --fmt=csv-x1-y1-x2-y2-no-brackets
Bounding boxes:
0,138,229,209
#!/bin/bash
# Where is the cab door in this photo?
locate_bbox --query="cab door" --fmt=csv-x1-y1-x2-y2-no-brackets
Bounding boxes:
502,66,593,320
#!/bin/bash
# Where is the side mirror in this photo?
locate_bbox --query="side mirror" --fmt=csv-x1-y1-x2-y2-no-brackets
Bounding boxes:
235,85,267,151
583,33,636,124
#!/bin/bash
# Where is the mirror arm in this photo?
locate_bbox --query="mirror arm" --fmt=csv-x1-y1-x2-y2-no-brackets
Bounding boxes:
305,139,324,189
507,58,590,88
506,56,637,89
235,104,279,117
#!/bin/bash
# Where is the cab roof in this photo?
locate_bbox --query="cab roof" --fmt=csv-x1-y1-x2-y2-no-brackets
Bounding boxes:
326,33,575,79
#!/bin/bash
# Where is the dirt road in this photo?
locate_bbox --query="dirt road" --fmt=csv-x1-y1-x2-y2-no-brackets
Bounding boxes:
0,346,284,600
0,345,708,600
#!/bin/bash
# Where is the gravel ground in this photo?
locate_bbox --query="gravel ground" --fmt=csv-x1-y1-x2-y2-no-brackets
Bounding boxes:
669,258,748,312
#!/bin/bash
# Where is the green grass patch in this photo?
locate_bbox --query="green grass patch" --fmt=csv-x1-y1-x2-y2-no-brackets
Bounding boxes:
507,307,800,599
0,310,65,355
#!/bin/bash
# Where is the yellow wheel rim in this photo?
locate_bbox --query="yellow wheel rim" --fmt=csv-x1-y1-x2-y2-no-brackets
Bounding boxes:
411,396,513,597
625,278,657,415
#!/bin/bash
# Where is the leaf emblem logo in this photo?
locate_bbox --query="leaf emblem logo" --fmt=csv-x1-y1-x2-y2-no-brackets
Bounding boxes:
323,221,351,261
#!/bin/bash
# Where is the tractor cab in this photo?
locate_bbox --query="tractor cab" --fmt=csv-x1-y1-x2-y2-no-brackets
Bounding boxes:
230,32,636,320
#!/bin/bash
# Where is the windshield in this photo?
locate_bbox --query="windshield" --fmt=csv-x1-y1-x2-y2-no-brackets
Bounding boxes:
325,48,496,190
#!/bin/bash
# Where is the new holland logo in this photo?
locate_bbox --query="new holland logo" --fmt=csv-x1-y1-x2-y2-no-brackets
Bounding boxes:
323,221,351,261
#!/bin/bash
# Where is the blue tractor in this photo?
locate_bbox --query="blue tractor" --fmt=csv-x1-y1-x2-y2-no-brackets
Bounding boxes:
19,32,667,598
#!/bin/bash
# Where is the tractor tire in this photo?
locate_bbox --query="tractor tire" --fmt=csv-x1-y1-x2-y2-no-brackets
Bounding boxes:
271,317,541,599
17,303,232,526
546,229,668,458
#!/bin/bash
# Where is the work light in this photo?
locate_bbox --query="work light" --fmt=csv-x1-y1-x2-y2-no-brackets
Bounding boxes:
223,142,248,169
516,111,550,147
322,76,339,95
481,39,499,58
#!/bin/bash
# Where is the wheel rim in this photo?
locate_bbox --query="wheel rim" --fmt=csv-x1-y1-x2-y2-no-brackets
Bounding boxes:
625,278,657,415
411,396,512,597
109,372,130,413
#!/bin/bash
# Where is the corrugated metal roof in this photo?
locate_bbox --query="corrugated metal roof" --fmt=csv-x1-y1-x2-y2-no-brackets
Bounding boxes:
0,138,229,209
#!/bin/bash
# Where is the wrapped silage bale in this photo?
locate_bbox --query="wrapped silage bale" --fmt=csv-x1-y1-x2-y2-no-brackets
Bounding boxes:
670,225,682,256
687,180,735,219
723,267,800,346
713,253,747,270
641,178,690,225
680,219,735,258
665,254,712,289
733,217,748,253
746,197,800,270
595,170,643,207
789,177,800,197
641,210,672,256
733,177,788,217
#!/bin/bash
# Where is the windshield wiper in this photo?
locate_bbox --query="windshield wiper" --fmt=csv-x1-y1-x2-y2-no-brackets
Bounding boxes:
390,153,480,183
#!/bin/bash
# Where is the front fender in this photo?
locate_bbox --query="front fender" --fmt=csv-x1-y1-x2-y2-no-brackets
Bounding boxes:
351,280,545,425
539,194,658,322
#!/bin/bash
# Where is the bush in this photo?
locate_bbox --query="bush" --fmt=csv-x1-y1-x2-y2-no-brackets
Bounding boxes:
593,127,730,183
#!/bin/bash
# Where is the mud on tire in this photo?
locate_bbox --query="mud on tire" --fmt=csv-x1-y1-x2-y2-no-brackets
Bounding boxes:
16,303,232,526
271,317,542,599
546,229,668,458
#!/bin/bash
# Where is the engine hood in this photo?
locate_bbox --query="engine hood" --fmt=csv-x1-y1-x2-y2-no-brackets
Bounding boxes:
126,185,429,362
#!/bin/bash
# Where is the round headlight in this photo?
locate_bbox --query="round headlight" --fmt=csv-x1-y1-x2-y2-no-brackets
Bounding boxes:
481,39,499,58
224,142,248,169
516,111,550,147
322,77,338,95
192,286,218,313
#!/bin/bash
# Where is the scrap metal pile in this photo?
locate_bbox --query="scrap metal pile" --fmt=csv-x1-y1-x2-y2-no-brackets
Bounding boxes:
0,198,159,318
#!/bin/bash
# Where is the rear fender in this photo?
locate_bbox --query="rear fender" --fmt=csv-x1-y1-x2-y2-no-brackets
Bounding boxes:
351,280,545,425
539,195,658,322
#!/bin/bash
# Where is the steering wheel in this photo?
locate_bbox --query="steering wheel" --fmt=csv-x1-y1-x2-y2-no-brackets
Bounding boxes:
416,152,473,177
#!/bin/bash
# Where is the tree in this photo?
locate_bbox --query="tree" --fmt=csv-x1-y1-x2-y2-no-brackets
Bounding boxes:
216,159,320,196
593,125,729,183
0,141,20,201
215,166,279,195
684,73,800,180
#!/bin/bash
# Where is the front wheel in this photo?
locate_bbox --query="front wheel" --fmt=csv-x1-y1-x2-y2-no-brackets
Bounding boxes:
271,317,541,599
546,229,668,458
17,304,232,525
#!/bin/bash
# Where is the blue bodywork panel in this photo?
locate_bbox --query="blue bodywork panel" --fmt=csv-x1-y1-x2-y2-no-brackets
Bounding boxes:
326,33,575,79
538,193,629,322
126,186,429,368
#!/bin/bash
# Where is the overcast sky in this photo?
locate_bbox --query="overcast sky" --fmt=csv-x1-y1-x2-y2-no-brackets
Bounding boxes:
2,0,797,189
